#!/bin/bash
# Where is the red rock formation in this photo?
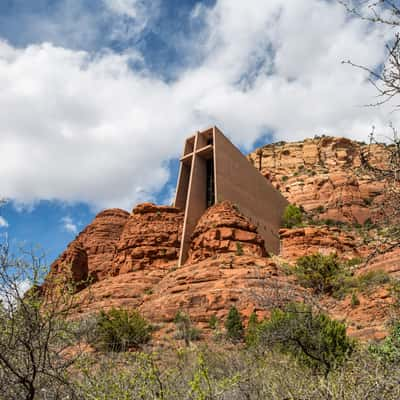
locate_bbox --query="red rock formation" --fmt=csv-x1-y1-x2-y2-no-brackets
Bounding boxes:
248,137,393,224
140,254,304,328
113,203,183,275
45,136,399,343
72,208,130,281
47,241,88,289
188,201,267,263
280,226,361,262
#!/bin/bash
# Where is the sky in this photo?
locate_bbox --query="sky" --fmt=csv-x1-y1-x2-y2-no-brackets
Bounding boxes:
0,0,398,263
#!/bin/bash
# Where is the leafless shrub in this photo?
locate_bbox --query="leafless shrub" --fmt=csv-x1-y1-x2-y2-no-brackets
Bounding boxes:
0,238,90,400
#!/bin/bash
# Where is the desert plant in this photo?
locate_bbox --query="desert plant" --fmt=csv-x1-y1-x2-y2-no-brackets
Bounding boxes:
245,311,259,347
351,292,360,307
235,242,244,256
370,322,400,364
174,311,201,345
208,314,218,330
294,253,343,295
282,204,303,228
225,306,244,341
0,240,87,400
93,308,152,351
257,303,354,374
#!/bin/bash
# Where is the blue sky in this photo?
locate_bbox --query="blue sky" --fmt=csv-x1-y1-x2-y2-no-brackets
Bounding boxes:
0,0,396,264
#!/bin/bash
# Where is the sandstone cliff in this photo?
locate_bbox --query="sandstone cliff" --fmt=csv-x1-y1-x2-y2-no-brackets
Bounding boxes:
247,136,393,224
47,136,399,342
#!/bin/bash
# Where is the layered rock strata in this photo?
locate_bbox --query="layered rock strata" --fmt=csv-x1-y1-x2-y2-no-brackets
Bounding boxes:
113,203,183,275
187,201,267,263
280,226,361,262
248,137,393,224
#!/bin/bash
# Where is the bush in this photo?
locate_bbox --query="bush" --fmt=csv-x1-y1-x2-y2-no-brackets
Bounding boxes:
208,314,218,330
351,292,360,307
225,306,244,341
235,242,244,256
245,311,259,346
370,322,400,363
356,269,391,289
282,204,303,228
294,253,343,295
257,303,354,374
174,311,201,345
93,308,152,351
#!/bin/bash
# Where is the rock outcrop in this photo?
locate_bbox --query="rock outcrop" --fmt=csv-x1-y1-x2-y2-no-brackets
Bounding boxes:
280,226,362,262
113,203,183,275
248,137,393,224
48,241,88,289
187,201,267,263
48,208,129,283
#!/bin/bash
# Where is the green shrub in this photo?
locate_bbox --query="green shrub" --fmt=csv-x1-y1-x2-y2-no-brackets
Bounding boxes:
370,322,400,363
245,311,259,346
174,311,201,345
294,253,390,299
282,175,289,182
93,308,152,351
235,242,244,256
282,204,303,228
294,253,343,295
208,314,218,330
351,292,360,307
257,303,354,374
225,306,244,341
345,257,363,267
356,269,391,289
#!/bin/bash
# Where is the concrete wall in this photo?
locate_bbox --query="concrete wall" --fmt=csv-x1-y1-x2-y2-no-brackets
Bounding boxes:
213,127,288,254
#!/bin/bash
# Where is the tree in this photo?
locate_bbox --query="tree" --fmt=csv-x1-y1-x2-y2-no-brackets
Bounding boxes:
0,239,87,400
225,306,244,341
282,204,303,228
339,1,400,107
174,311,201,346
294,253,343,295
93,307,152,352
339,1,400,260
257,303,354,375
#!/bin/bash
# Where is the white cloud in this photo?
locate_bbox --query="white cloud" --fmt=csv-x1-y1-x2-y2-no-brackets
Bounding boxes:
104,0,144,18
102,0,160,42
61,216,78,235
0,279,31,307
0,217,8,228
16,279,31,296
0,0,398,210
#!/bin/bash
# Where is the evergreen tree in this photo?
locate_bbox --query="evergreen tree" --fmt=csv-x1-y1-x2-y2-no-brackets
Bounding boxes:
225,306,244,341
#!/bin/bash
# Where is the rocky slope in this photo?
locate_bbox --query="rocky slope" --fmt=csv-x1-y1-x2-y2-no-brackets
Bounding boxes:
47,136,399,342
247,136,393,224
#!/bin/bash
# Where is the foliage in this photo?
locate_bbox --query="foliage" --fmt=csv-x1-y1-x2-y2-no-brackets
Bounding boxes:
225,306,244,341
93,307,152,351
235,242,244,256
370,322,400,364
294,253,391,298
73,342,400,399
0,240,86,400
294,253,343,295
245,311,259,347
174,311,201,345
208,314,218,330
282,204,303,228
351,292,360,308
256,303,355,374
